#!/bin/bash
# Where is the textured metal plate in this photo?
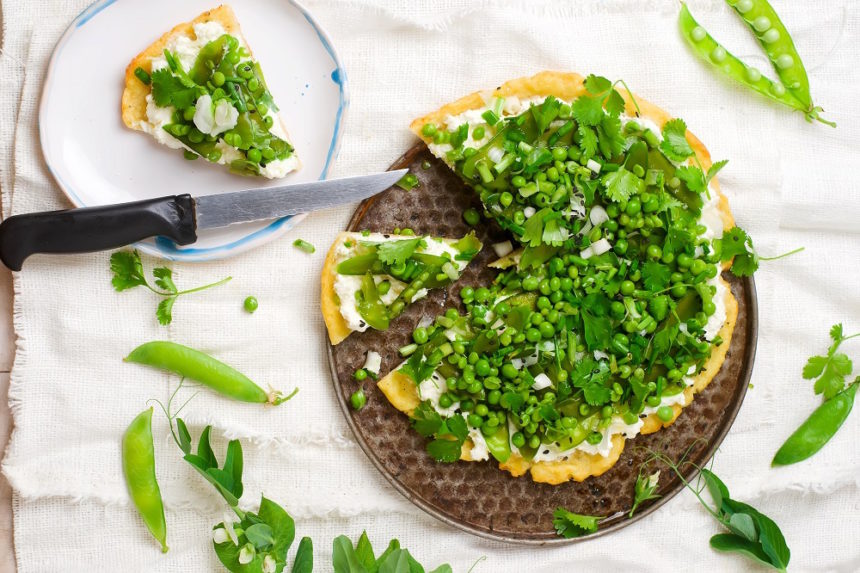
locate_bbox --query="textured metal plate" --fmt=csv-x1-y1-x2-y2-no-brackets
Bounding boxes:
327,143,757,544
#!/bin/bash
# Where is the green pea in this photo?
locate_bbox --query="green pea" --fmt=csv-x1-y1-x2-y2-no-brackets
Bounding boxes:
539,322,555,339
354,368,368,381
475,359,491,377
350,389,367,410
243,296,259,313
412,327,429,345
512,432,526,448
620,280,635,296
463,208,481,226
646,396,661,407
472,126,486,140
421,123,437,137
625,198,641,215
614,239,629,255
212,71,225,86
468,413,484,428
657,405,674,422
247,148,262,163
586,432,603,445
647,244,662,260
438,393,453,408
122,408,168,553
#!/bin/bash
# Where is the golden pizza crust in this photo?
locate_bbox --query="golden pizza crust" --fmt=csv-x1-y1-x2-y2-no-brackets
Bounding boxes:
321,232,353,345
368,72,742,483
122,5,242,130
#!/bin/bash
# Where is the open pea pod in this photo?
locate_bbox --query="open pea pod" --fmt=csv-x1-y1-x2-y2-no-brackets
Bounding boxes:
356,272,390,331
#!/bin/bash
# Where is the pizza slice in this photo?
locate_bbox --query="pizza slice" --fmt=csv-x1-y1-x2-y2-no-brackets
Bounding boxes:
321,232,482,345
121,5,299,178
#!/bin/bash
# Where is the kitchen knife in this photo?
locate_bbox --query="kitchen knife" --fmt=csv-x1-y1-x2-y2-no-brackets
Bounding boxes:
0,170,407,271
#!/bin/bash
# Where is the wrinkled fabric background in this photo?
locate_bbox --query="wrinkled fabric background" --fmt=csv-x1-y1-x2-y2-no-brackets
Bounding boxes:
1,1,859,571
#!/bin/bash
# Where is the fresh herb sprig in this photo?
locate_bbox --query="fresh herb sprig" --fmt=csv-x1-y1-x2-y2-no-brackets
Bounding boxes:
773,324,860,466
629,469,661,518
332,530,453,573
552,507,603,538
110,250,231,325
715,227,804,277
648,448,791,571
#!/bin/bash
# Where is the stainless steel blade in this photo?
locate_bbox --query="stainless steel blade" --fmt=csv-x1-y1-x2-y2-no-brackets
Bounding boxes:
194,169,408,230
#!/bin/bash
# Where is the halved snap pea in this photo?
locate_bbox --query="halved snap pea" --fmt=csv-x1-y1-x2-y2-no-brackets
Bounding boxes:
125,341,297,406
122,408,168,552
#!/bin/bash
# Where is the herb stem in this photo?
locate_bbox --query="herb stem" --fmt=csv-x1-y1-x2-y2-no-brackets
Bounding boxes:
758,246,804,261
173,276,233,296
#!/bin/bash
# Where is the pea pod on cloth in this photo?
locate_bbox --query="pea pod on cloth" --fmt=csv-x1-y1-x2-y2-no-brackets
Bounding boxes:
122,408,168,553
678,2,833,126
772,383,858,466
125,341,297,405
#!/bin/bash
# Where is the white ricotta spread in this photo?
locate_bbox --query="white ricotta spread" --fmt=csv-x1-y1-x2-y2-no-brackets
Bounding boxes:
139,21,296,178
467,427,490,461
418,372,459,417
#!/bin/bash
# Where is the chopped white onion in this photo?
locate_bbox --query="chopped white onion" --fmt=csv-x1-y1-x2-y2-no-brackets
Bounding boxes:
586,159,602,173
411,288,428,302
492,240,513,258
580,238,611,259
510,358,523,370
523,206,536,219
593,350,609,361
417,315,433,328
532,373,553,391
363,350,381,376
589,205,609,226
488,146,504,163
442,261,459,280
540,340,555,352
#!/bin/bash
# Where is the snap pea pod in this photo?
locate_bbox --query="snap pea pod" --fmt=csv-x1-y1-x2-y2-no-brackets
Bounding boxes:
125,341,297,406
679,4,833,126
122,408,168,553
485,421,512,463
772,382,857,466
725,0,811,108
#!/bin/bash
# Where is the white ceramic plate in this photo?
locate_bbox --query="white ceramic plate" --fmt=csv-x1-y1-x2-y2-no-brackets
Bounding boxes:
40,0,348,261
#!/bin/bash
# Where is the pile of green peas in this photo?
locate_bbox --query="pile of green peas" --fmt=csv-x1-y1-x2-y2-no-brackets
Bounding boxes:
405,99,725,457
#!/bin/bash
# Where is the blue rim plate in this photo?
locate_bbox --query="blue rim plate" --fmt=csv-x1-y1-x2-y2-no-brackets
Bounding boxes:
39,0,348,261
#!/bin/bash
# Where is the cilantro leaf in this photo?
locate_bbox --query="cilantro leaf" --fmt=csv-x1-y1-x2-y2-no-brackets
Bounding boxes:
521,208,549,247
581,294,612,351
156,297,176,326
716,226,760,277
426,438,462,463
583,74,612,94
601,167,644,203
642,261,671,292
707,159,729,183
412,401,443,437
577,125,598,160
552,508,602,538
800,323,859,399
541,217,568,246
676,165,707,194
110,250,147,291
660,118,694,162
399,351,438,384
730,254,758,277
152,267,177,294
572,95,604,127
583,382,612,406
150,68,202,110
375,238,422,267
445,414,469,442
597,114,625,158
604,89,625,117
531,95,561,134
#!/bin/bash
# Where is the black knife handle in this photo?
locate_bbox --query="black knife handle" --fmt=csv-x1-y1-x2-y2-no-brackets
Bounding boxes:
0,195,197,271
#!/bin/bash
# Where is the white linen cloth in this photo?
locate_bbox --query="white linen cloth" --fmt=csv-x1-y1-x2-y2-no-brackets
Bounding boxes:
2,0,860,571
